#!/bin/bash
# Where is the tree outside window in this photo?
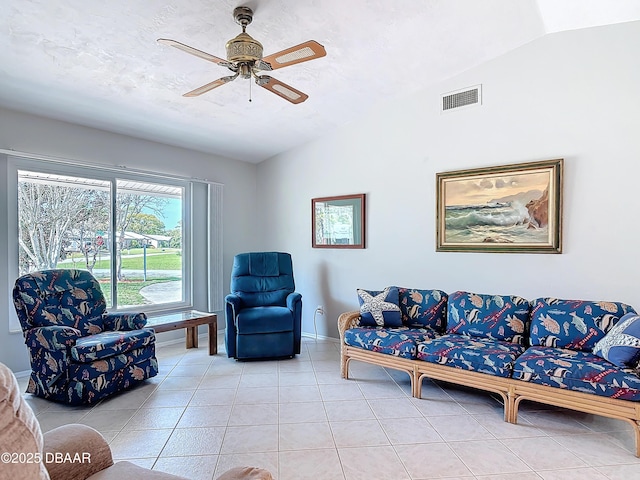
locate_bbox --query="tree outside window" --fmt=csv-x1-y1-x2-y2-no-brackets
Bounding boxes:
18,171,184,310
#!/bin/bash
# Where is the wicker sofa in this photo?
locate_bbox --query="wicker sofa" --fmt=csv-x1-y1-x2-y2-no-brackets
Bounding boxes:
339,288,640,456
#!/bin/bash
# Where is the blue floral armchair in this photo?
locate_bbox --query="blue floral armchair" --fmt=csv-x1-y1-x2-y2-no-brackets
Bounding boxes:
13,269,158,405
225,252,302,360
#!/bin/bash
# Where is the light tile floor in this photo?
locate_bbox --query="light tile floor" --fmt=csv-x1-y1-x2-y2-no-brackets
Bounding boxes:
21,337,640,480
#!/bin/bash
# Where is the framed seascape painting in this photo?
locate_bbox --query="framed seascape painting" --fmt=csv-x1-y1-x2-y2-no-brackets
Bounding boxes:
436,159,563,253
312,193,366,249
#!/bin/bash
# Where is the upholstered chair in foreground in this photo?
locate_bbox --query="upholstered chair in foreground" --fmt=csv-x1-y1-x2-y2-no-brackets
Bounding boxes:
225,252,302,360
0,362,272,480
13,269,158,405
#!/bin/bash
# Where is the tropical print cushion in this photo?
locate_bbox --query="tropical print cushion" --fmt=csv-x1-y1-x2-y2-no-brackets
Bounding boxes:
357,287,403,327
70,328,156,362
416,334,526,378
446,291,530,345
512,346,640,400
344,327,439,359
102,312,148,331
13,269,108,335
593,313,640,367
397,287,448,331
529,298,636,352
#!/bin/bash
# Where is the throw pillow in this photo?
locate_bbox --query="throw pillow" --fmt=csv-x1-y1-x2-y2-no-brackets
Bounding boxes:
446,291,530,345
593,313,640,367
529,297,635,352
397,287,448,331
357,287,402,327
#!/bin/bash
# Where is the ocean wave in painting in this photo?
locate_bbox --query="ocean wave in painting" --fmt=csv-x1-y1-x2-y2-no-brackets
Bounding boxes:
445,201,548,244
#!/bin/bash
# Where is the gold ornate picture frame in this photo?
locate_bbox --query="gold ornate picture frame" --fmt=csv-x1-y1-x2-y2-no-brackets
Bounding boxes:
436,159,563,253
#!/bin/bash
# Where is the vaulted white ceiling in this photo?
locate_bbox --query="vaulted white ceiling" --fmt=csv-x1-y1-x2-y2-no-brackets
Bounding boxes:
2,1,639,163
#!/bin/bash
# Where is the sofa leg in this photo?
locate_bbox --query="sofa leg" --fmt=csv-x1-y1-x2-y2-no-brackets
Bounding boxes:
509,395,524,424
413,373,423,398
341,354,350,379
505,386,517,423
633,421,640,458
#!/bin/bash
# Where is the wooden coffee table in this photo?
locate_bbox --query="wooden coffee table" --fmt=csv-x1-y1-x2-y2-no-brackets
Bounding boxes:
146,310,218,355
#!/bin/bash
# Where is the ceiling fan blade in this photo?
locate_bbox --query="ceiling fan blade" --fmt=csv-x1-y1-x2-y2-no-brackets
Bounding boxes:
262,40,326,70
157,38,233,68
183,74,238,97
256,76,308,104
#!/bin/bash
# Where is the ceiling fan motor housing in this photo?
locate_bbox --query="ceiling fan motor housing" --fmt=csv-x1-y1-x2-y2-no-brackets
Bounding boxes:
226,32,263,63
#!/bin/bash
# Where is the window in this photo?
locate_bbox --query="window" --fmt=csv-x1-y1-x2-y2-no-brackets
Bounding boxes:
6,153,224,334
16,166,190,313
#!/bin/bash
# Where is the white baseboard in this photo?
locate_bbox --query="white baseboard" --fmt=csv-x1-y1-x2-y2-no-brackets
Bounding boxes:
302,332,340,343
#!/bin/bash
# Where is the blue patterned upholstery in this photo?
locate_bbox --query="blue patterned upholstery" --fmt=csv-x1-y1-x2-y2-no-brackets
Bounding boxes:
417,334,526,377
529,298,636,352
512,346,640,400
397,288,448,331
13,269,158,405
225,252,302,360
70,329,156,362
446,291,530,345
343,287,640,404
344,327,439,359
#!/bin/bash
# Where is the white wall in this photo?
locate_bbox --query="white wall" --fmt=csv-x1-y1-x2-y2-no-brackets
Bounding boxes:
3,20,639,369
257,21,640,339
0,108,260,371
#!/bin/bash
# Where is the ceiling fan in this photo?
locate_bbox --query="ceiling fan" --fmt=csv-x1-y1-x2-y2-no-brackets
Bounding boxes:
158,6,326,104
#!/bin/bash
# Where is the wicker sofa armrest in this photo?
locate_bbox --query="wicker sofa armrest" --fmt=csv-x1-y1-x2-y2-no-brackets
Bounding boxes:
338,310,362,342
43,424,114,480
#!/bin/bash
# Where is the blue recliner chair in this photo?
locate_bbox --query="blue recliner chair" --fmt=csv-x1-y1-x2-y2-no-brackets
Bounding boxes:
225,252,302,360
13,269,158,405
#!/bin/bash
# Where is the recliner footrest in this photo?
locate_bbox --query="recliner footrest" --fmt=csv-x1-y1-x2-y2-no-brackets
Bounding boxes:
70,328,156,362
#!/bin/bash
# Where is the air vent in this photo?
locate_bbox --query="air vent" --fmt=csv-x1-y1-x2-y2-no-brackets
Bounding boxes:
441,85,482,112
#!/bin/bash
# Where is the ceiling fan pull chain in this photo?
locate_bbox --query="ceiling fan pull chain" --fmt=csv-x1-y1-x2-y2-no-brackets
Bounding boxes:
249,75,252,102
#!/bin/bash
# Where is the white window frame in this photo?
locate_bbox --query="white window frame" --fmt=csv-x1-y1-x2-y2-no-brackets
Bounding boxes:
7,156,194,331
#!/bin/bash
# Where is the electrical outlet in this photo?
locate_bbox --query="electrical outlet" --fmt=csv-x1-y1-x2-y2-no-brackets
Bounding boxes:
316,305,324,315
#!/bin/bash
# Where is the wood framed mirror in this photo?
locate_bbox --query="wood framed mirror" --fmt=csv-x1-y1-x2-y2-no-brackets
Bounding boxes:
312,193,366,249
